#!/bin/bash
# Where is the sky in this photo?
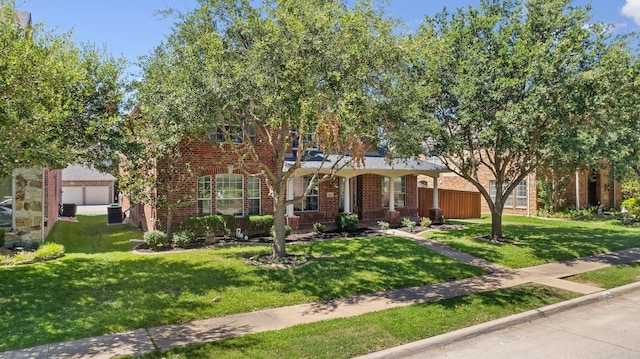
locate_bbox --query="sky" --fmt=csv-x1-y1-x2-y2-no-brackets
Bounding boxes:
17,0,640,78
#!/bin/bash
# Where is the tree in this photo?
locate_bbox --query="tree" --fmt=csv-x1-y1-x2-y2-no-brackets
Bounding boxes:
132,0,402,259
399,0,626,238
0,0,125,177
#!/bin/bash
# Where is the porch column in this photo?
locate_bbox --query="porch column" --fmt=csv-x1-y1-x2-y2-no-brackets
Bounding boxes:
343,177,351,213
286,178,294,217
429,175,443,224
388,176,395,211
432,176,439,208
385,176,400,225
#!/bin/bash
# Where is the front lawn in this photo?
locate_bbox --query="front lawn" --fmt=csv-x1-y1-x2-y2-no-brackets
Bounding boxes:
426,215,640,268
0,215,484,352
125,284,578,359
569,262,640,289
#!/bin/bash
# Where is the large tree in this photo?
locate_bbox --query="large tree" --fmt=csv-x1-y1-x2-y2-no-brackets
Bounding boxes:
395,0,627,238
131,0,402,259
0,0,125,176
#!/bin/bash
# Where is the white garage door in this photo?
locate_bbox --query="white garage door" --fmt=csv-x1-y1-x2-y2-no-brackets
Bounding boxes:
85,186,110,205
62,186,83,204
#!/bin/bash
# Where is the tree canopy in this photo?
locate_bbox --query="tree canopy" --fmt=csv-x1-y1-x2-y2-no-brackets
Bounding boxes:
128,0,403,258
397,0,631,238
0,0,126,177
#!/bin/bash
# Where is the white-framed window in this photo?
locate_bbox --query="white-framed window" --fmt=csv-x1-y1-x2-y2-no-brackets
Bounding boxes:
516,180,527,208
490,180,521,208
248,177,261,215
216,174,244,216
292,175,319,212
197,176,212,217
382,176,406,208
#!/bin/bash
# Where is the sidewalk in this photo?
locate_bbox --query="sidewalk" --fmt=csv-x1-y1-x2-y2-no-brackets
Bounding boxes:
3,230,640,359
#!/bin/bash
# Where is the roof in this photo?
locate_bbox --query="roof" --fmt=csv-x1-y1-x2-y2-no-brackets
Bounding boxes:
62,164,116,181
286,152,449,179
16,10,31,28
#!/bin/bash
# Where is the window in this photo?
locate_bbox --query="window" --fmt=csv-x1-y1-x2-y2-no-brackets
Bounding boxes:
516,180,527,208
490,180,521,208
212,123,255,144
382,176,406,208
248,177,261,215
216,174,244,216
197,176,212,217
292,175,318,212
292,130,318,151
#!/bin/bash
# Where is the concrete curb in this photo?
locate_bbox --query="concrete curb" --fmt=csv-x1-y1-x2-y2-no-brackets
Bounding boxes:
355,281,640,359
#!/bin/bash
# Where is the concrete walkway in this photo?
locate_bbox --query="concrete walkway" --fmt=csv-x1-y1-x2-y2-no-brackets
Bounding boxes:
3,230,640,359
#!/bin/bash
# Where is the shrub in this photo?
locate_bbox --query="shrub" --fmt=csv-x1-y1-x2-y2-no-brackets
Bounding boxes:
144,230,167,248
335,213,359,232
180,215,234,238
420,217,432,227
0,228,4,248
621,198,640,218
401,217,417,232
312,222,326,234
35,242,65,260
377,221,390,230
270,225,291,238
246,215,274,236
172,230,192,248
179,217,208,237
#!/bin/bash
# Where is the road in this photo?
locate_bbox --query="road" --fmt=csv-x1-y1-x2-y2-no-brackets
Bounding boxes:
361,285,640,358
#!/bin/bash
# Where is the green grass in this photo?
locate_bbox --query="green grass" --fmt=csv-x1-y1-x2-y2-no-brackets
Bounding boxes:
124,284,578,359
0,215,484,352
569,261,640,288
426,216,640,268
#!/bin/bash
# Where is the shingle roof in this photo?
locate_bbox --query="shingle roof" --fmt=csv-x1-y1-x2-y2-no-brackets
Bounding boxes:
286,153,449,178
16,10,31,29
62,165,116,181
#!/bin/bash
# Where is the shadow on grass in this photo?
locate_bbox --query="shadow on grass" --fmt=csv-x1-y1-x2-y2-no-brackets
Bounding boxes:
430,218,640,267
0,255,252,351
259,236,486,303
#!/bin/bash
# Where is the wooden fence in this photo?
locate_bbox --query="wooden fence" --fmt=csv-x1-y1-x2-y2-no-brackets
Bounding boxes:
418,188,481,219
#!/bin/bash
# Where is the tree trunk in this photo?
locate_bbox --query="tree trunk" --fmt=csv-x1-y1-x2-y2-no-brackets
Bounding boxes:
272,187,287,260
491,209,503,239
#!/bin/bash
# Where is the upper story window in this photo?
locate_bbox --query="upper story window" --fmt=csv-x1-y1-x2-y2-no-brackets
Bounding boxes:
292,130,318,151
211,122,256,144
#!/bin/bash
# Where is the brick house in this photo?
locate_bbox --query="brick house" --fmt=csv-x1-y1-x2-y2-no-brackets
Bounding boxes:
419,161,621,216
122,129,449,233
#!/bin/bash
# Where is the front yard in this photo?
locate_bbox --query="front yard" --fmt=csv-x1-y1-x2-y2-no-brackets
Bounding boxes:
0,215,483,352
2,214,640,356
425,215,640,268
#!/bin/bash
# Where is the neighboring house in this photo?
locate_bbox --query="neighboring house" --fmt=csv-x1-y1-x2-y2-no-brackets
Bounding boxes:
62,164,116,205
0,167,62,248
122,130,449,233
419,161,621,216
0,11,63,248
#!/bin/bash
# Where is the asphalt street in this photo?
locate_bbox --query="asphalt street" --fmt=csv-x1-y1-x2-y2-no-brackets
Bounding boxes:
361,285,640,358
